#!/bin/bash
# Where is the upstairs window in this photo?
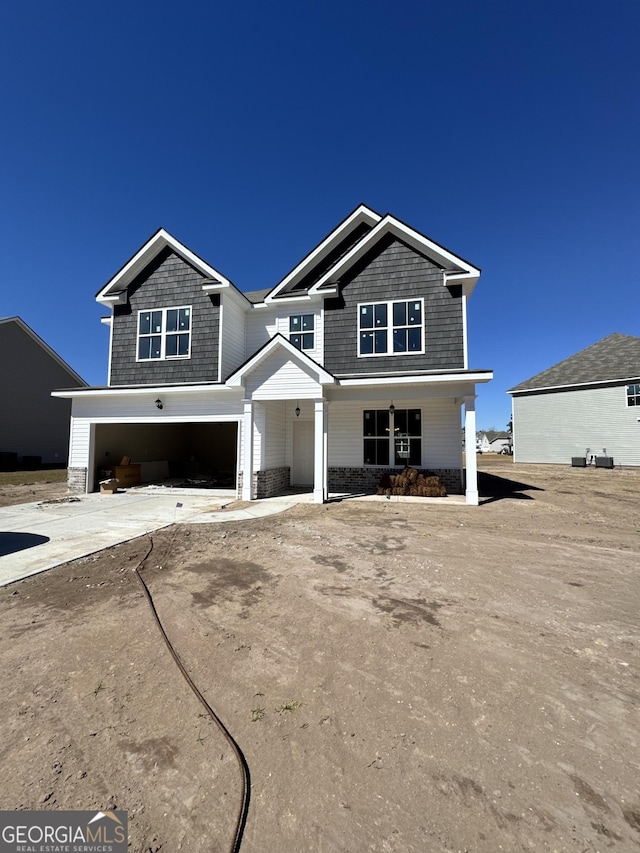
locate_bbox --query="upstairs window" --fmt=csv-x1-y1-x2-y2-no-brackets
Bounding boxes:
358,299,423,356
627,384,640,406
289,314,314,350
138,307,191,360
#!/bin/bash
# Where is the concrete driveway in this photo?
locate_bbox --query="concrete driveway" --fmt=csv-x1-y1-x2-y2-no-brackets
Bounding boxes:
0,490,309,587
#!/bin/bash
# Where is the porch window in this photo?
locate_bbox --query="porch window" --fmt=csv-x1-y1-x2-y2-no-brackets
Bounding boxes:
289,314,314,350
358,299,423,357
363,408,421,466
138,306,191,360
626,384,640,406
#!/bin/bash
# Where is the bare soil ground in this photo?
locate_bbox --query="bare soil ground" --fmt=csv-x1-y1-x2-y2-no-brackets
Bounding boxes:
1,458,639,852
0,469,67,507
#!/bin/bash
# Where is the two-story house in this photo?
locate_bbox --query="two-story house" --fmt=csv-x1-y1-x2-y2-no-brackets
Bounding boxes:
54,205,492,504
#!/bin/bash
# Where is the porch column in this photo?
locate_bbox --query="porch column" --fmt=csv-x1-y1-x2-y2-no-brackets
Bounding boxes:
464,396,478,505
313,398,328,504
242,399,254,501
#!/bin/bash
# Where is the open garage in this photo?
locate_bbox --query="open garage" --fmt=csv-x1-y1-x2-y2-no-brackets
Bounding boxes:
92,421,238,491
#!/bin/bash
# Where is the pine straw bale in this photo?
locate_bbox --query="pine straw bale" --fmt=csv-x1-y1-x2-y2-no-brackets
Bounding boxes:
376,468,447,497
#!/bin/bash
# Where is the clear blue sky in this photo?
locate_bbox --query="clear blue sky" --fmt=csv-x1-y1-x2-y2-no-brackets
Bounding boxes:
1,0,638,430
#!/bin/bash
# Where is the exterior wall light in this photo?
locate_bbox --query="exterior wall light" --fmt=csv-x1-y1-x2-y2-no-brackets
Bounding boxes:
389,402,395,414
155,398,163,410
295,404,301,418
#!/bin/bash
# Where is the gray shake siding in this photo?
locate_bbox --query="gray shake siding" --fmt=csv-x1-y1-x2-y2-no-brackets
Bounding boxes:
110,249,220,385
322,237,464,375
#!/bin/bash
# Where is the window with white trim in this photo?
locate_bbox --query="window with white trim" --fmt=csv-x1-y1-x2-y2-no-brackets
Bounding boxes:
627,384,640,406
363,408,422,466
289,314,314,350
358,299,423,356
138,307,191,360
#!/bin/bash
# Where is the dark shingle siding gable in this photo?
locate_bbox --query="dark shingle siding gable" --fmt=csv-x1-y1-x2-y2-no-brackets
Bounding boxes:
510,333,640,393
322,236,464,374
110,248,220,385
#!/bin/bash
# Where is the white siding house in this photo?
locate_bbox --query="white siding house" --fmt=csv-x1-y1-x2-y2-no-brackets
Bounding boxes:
55,206,493,503
509,333,640,466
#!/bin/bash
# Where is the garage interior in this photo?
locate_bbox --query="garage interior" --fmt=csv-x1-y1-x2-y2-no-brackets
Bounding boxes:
93,422,238,492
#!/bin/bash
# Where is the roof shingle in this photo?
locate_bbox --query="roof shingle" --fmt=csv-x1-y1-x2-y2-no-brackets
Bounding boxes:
508,333,640,393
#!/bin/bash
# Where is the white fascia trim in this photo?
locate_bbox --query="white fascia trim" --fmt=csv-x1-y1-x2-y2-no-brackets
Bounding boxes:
100,317,112,326
96,228,234,305
255,292,330,308
337,371,493,387
266,205,381,301
202,281,254,310
226,335,335,387
53,384,234,399
509,376,640,396
309,216,481,294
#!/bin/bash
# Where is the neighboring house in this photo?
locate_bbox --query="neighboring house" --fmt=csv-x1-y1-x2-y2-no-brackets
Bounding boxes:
485,430,511,453
54,205,493,503
508,333,640,465
0,317,87,467
476,433,491,453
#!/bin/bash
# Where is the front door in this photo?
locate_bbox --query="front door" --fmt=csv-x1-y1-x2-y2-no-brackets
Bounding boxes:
292,420,314,485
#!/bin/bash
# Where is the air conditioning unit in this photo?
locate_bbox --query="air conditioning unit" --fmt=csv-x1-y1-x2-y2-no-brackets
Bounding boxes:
571,457,587,467
595,456,614,469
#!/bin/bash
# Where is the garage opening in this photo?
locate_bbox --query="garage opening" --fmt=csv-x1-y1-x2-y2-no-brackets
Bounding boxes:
93,422,238,492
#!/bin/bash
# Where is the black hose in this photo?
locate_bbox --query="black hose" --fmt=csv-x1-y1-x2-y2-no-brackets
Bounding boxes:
133,536,250,853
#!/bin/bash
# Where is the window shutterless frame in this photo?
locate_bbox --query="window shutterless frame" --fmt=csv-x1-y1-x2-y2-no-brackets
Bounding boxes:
137,306,192,361
289,313,315,350
626,383,640,406
363,408,422,466
358,298,424,357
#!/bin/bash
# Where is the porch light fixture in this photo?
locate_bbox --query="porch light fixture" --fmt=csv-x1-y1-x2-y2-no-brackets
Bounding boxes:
295,403,301,418
155,398,163,410
389,402,395,414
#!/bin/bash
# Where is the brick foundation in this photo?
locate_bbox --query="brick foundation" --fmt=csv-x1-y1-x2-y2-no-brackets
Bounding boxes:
67,467,87,494
328,466,462,495
238,466,291,499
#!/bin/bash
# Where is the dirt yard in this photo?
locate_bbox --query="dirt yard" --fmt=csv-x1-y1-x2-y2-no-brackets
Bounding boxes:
1,458,639,852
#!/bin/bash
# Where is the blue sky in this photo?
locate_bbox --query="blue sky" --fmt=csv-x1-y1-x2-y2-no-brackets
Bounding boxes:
1,0,638,430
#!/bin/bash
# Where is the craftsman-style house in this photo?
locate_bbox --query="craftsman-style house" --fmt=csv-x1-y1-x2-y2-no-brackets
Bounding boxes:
55,205,492,503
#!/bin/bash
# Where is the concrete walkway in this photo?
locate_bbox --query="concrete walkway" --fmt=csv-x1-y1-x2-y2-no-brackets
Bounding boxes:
0,490,312,587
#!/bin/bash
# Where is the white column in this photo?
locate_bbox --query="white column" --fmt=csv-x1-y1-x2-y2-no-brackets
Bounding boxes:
313,399,328,504
464,396,478,505
242,400,254,501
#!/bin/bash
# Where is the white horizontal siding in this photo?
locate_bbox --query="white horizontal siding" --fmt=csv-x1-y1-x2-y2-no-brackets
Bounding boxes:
245,350,323,400
264,401,287,467
245,311,275,360
69,418,91,468
220,297,246,379
513,385,640,465
328,397,461,468
72,391,244,421
245,305,324,363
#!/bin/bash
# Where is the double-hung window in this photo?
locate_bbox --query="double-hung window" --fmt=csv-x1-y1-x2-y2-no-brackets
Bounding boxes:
363,408,422,466
627,384,640,406
358,299,423,356
289,314,314,350
138,307,191,360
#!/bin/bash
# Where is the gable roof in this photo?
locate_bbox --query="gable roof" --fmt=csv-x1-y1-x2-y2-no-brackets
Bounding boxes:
0,317,87,386
226,334,335,387
95,228,246,306
509,333,640,394
264,206,481,301
266,204,382,301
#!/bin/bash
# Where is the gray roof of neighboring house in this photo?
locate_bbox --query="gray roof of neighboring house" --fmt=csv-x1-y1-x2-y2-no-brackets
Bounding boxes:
509,333,640,393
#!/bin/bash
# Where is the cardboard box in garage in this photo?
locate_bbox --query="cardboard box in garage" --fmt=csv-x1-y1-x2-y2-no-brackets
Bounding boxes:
114,464,141,487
